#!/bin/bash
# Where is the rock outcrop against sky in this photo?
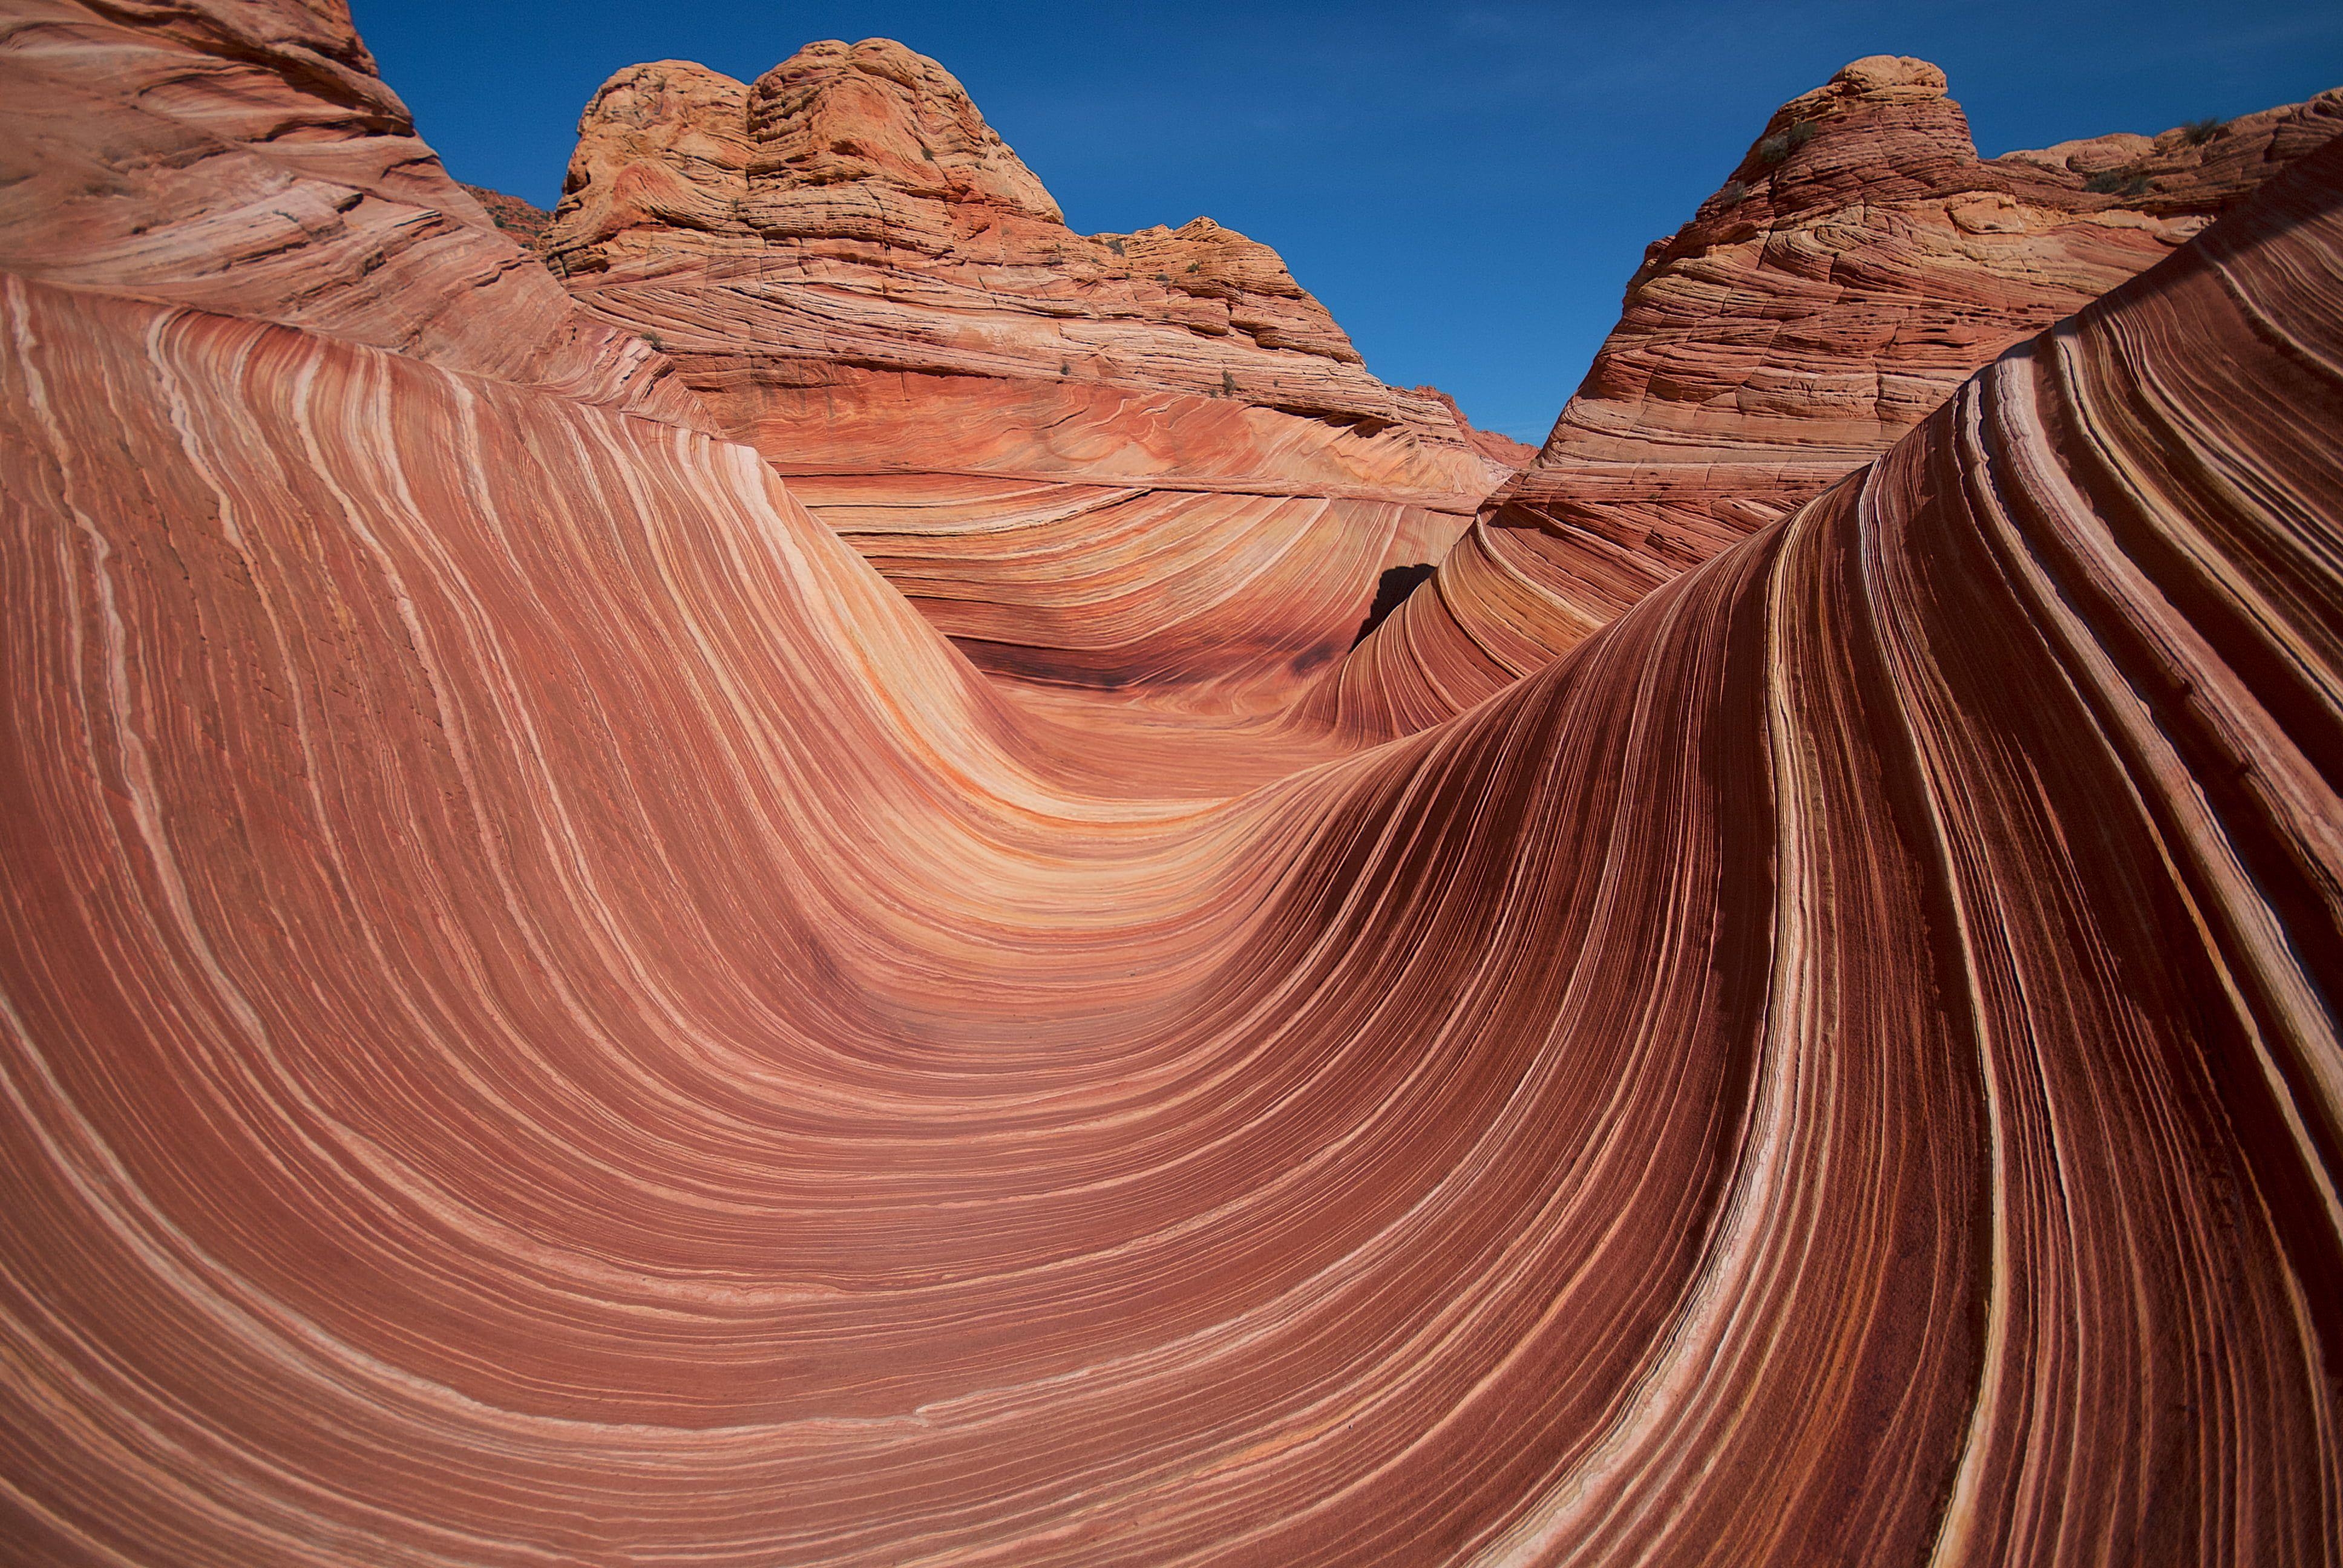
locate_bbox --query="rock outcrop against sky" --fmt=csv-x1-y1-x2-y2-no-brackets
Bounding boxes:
543,41,1487,444
529,39,1515,711
1327,56,2343,737
460,181,554,249
3,6,2342,1566
0,0,701,425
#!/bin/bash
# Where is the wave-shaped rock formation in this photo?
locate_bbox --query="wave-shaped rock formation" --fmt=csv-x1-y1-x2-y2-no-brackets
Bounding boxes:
537,39,1511,710
0,0,700,425
4,4,2342,1563
1332,56,2343,737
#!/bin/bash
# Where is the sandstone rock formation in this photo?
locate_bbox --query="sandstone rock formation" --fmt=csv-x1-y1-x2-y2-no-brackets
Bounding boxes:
460,183,553,249
537,40,1512,705
1325,57,2343,737
1414,382,1539,469
542,42,1462,433
0,0,700,423
4,7,2342,1564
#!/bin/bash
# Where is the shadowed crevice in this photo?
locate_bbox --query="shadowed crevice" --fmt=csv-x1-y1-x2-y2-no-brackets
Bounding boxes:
1354,562,1437,647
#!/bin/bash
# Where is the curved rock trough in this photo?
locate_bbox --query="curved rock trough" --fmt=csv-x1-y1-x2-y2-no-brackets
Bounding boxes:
2,6,2339,1563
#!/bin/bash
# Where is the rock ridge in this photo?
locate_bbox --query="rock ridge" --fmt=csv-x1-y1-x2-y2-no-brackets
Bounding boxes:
0,0,702,423
533,36,1513,707
541,40,1476,447
1317,56,2343,737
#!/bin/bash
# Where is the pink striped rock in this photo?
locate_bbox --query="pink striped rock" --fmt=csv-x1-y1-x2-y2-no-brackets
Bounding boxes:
1325,57,2342,737
2,10,2341,1565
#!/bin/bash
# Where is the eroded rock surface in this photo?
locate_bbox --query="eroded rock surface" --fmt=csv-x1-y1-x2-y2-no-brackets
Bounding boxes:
539,40,1512,705
0,0,700,422
461,183,554,249
1326,57,2342,736
3,10,2341,1565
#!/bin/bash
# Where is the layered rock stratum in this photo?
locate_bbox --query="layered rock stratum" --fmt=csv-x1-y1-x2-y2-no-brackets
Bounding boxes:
3,6,2342,1565
0,0,700,423
536,39,1514,708
1330,56,2343,736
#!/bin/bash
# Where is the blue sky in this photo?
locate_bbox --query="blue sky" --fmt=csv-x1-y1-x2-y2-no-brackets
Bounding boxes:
355,0,2342,442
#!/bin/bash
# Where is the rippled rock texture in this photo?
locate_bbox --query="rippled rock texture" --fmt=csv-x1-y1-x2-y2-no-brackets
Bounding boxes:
0,0,700,424
3,6,2342,1564
1331,56,2343,737
538,39,1511,708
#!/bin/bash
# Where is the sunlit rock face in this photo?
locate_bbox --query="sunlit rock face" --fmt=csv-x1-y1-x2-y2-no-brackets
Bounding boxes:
539,39,1515,708
460,183,554,249
1325,57,2343,738
4,7,2343,1564
0,0,701,423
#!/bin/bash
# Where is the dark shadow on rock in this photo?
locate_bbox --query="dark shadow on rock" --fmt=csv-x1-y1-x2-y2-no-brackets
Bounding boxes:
1353,563,1437,647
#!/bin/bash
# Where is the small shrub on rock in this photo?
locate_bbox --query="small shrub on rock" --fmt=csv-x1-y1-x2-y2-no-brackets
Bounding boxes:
1755,122,1818,167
